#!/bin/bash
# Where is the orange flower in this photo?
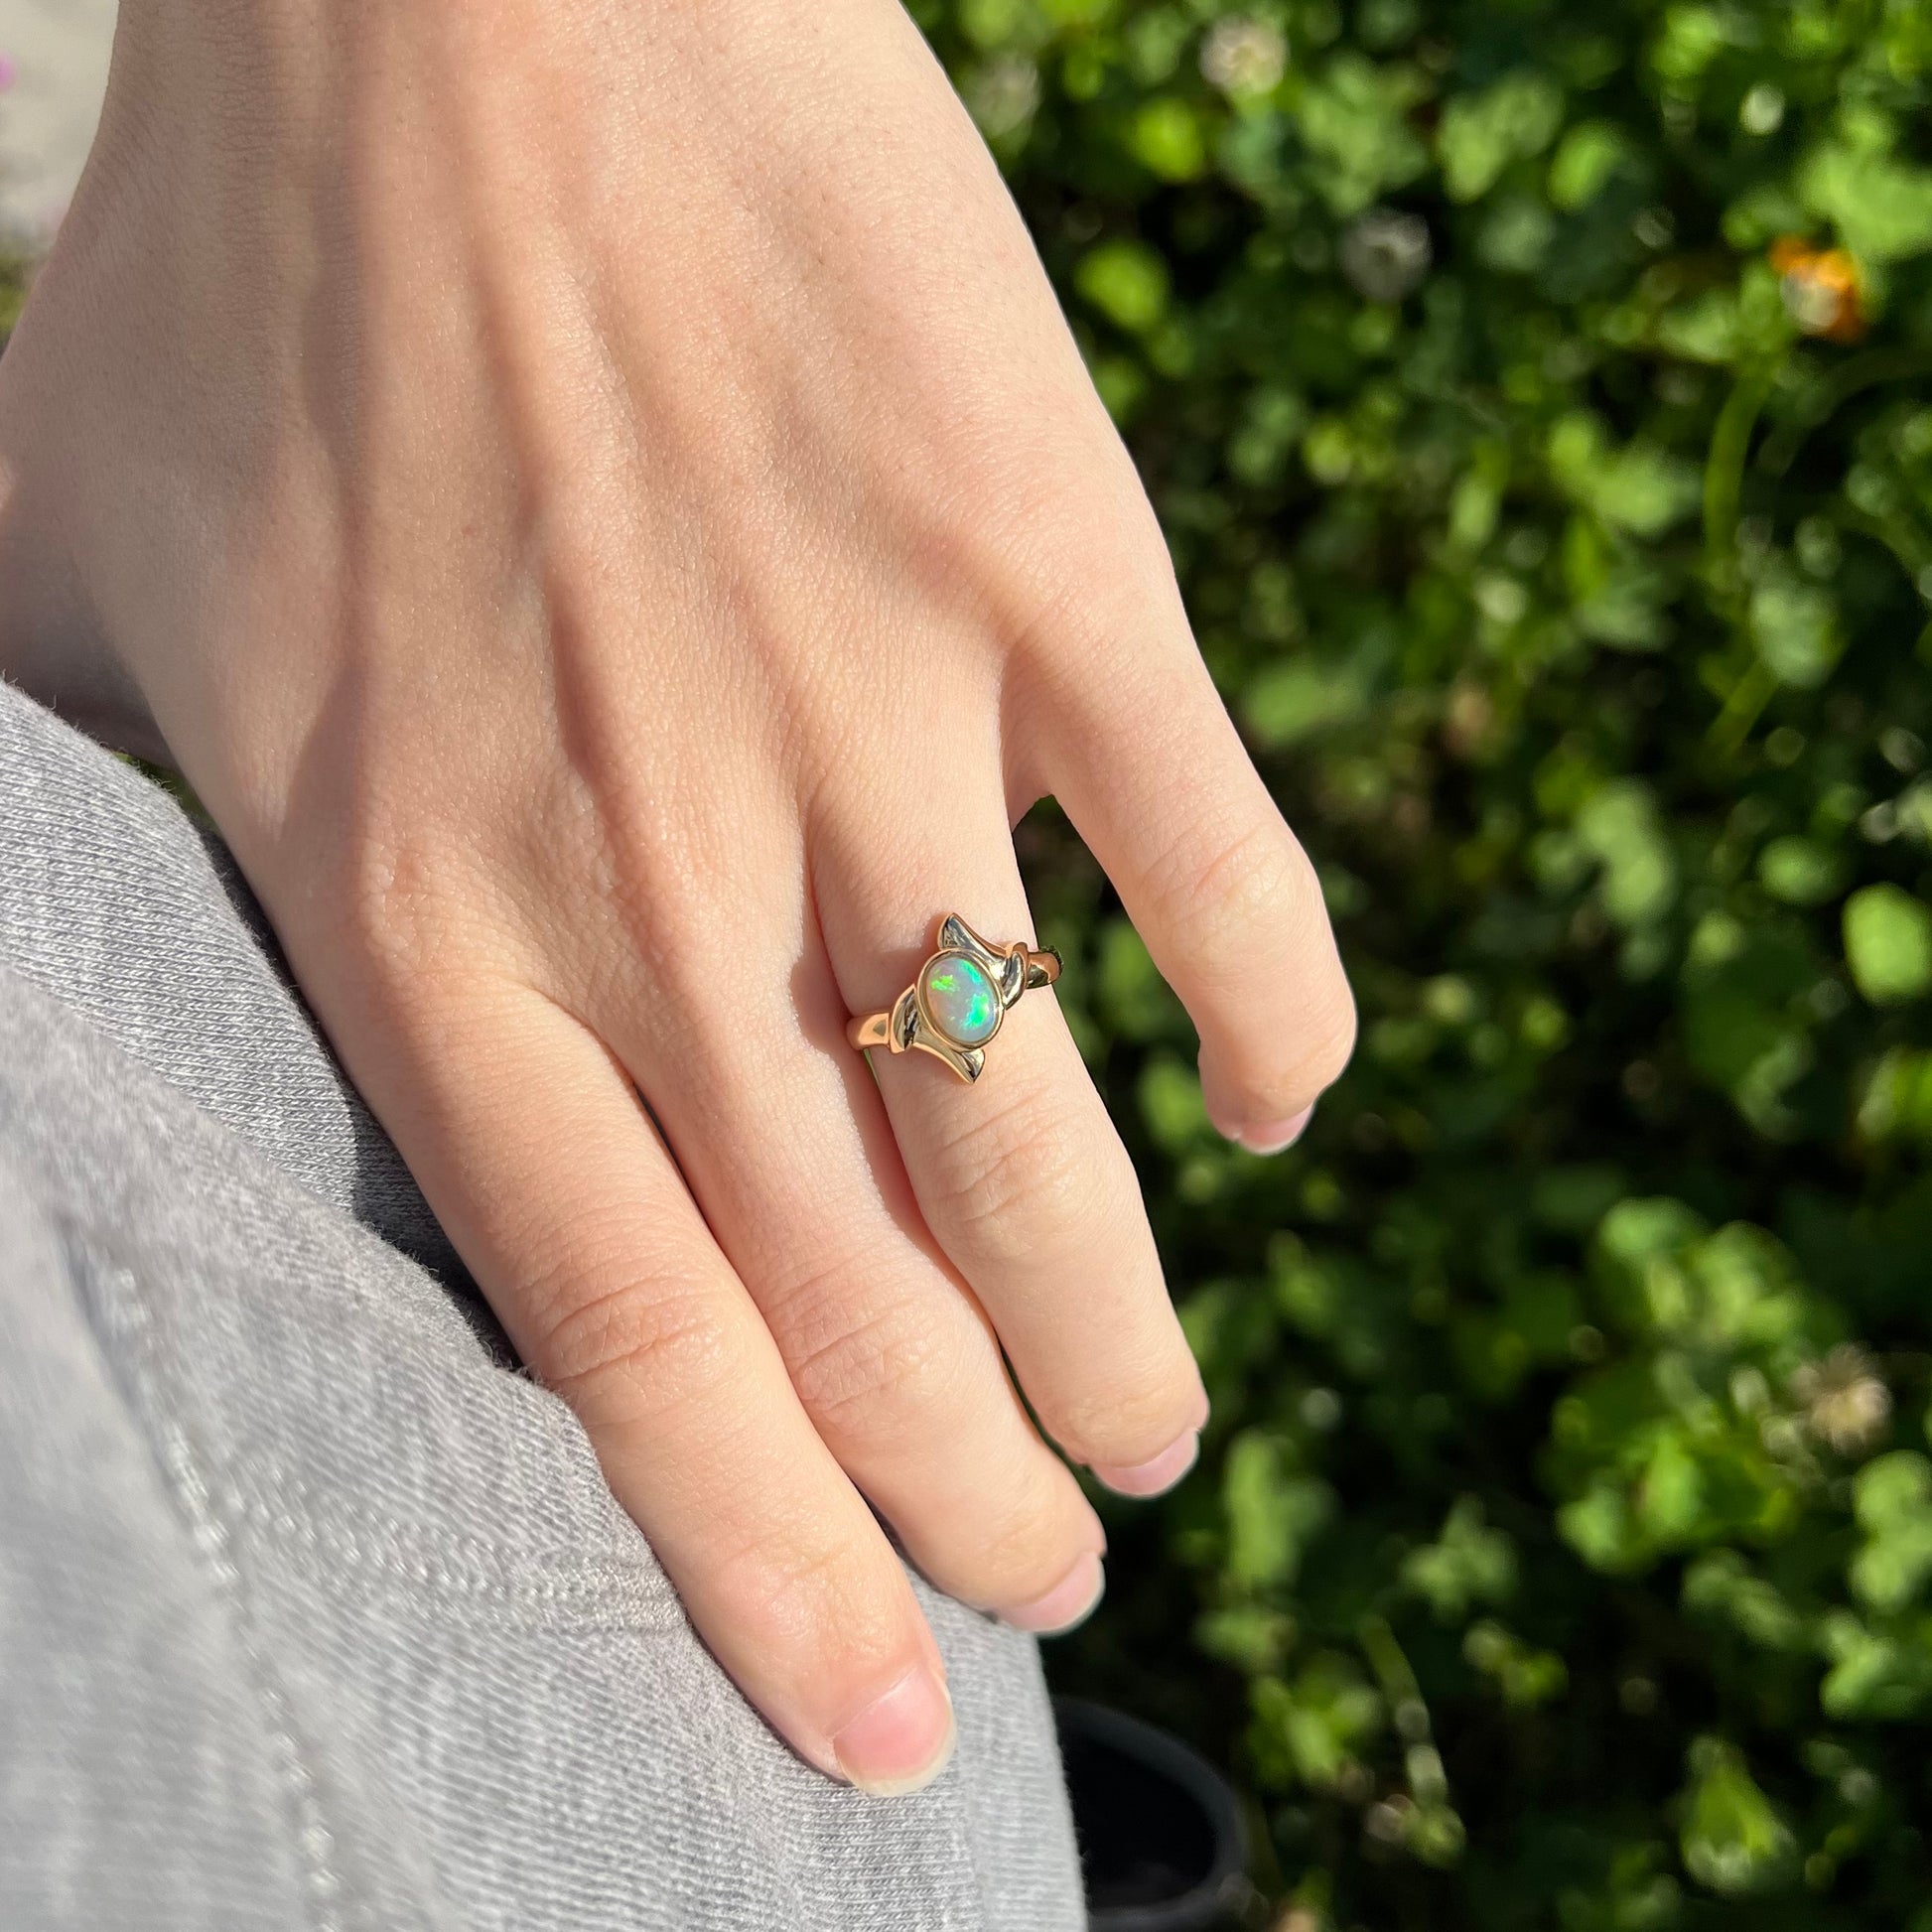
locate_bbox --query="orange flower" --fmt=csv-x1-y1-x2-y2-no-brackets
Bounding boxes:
1769,236,1865,342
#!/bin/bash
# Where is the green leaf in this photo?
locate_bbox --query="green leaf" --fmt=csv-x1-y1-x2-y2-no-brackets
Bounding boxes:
1576,780,1678,927
1651,4,1738,86
1749,567,1843,689
1287,53,1430,215
1437,71,1565,203
1756,835,1846,906
1801,144,1932,265
1549,415,1701,534
1844,885,1932,1006
1251,1654,1384,1790
1130,96,1209,182
1476,195,1557,274
1462,1620,1570,1707
1859,1048,1932,1142
1224,1433,1335,1588
1547,121,1631,210
1402,1498,1519,1619
1244,657,1371,746
1074,239,1172,334
1819,1609,1932,1719
1096,919,1184,1037
1850,1453,1932,1612
1138,1053,1210,1150
957,0,1033,50
1656,289,1741,364
1678,1738,1797,1896
1682,1550,1811,1650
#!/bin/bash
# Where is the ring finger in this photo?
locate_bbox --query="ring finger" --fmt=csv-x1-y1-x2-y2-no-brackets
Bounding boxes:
810,764,1208,1496
592,841,1112,1628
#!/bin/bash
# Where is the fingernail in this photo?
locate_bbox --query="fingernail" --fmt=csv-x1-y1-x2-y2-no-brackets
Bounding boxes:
1002,1552,1106,1635
1235,1104,1314,1155
1091,1429,1199,1498
831,1666,956,1797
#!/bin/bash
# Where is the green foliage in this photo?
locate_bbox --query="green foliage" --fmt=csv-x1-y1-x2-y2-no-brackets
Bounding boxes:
1679,1736,1799,1895
11,0,1929,1912
0,255,26,349
917,0,1932,1918
1845,882,1932,1003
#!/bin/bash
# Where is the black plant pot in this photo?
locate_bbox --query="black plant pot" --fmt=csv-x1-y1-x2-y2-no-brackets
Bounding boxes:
1052,1698,1250,1931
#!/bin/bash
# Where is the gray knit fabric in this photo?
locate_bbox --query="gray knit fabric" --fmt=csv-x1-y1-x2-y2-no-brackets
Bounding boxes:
0,678,1084,1931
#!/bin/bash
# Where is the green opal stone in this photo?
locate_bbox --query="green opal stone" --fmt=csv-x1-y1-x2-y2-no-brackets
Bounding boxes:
920,951,1001,1046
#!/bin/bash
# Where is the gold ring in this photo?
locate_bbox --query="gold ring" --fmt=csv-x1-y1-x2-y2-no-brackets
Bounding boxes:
847,913,1061,1084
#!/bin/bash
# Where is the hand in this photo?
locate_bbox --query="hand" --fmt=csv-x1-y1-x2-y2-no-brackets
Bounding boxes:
0,0,1354,1792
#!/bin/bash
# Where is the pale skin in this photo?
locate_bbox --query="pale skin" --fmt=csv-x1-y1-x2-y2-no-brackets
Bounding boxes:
0,0,1355,1794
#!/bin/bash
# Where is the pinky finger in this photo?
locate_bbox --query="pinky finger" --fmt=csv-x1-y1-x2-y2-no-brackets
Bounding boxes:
1032,645,1355,1151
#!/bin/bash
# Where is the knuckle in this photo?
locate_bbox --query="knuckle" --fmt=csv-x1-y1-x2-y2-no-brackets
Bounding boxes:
1164,811,1359,1105
330,825,481,1002
898,395,1154,609
706,1509,862,1605
1304,982,1361,1087
781,1289,966,1444
931,1082,1122,1275
532,1262,736,1423
699,1513,906,1662
956,1496,1089,1605
1161,809,1317,981
1049,1354,1199,1465
1255,961,1359,1107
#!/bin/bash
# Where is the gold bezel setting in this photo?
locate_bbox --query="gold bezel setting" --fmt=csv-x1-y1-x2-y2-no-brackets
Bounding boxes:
850,913,1061,1083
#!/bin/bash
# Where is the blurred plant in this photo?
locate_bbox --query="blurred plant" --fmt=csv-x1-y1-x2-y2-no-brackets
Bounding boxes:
911,0,1932,1918
0,254,26,345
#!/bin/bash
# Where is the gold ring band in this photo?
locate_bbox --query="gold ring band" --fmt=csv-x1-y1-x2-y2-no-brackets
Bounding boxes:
847,913,1061,1083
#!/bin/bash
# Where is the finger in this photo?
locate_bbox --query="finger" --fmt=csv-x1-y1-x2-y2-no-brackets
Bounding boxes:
599,894,1111,1631
811,766,1209,1495
1025,632,1356,1153
330,974,957,1794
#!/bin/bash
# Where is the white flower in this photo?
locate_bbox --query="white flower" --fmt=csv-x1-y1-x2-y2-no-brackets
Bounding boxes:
963,57,1039,141
1340,207,1433,303
1791,1344,1891,1455
1200,17,1288,99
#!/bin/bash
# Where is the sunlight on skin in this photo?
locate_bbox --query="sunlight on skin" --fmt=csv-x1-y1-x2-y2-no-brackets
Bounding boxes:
0,0,1353,1792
